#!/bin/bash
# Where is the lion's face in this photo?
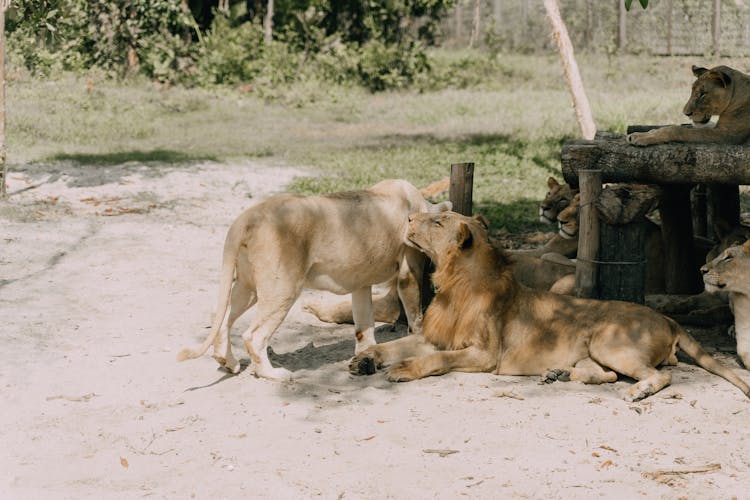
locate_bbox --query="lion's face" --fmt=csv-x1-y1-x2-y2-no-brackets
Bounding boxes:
701,239,750,295
556,193,580,240
407,212,487,264
540,177,576,224
683,66,733,126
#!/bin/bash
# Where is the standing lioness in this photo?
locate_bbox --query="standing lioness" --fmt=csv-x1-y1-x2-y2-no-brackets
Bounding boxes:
351,211,750,401
178,179,450,380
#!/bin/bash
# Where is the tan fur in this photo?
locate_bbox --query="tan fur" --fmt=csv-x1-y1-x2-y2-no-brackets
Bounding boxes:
350,211,750,401
176,179,451,380
628,65,750,146
305,244,576,325
701,239,750,368
540,177,578,224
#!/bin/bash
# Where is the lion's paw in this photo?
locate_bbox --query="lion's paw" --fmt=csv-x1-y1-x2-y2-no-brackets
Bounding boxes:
626,132,650,146
540,368,570,384
386,361,417,382
623,382,655,402
349,354,378,376
212,354,241,375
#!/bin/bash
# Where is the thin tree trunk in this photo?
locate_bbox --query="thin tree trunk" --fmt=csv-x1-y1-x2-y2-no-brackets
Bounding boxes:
712,0,721,56
264,0,274,42
618,0,627,51
455,1,463,42
0,2,7,198
543,0,596,140
468,0,481,48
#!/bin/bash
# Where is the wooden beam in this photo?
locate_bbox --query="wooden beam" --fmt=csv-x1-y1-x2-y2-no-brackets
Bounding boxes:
562,138,750,186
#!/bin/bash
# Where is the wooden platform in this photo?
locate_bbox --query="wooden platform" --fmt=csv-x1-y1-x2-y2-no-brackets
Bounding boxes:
560,134,748,297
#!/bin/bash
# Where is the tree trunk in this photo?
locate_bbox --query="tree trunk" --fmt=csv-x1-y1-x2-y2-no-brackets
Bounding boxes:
712,0,721,56
0,3,6,199
468,0,481,48
543,0,596,140
618,0,627,51
264,0,274,42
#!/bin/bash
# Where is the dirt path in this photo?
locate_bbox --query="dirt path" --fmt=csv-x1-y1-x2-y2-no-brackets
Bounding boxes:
2,162,750,499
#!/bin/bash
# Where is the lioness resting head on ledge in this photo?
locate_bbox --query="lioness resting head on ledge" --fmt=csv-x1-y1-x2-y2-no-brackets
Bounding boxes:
628,64,750,146
350,211,750,401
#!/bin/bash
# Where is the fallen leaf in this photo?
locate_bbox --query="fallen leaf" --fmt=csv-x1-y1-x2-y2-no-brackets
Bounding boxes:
423,448,459,457
493,390,524,400
120,457,129,468
356,435,376,442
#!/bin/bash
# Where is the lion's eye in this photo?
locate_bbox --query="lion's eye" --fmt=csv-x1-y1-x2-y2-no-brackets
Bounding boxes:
723,254,733,262
434,220,442,227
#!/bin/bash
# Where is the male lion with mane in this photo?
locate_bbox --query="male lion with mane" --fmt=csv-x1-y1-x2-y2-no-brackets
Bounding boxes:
177,179,450,380
350,211,750,401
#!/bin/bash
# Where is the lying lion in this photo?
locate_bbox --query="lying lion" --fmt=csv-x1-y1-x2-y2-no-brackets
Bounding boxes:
350,211,750,401
702,238,750,368
628,65,750,146
177,179,450,380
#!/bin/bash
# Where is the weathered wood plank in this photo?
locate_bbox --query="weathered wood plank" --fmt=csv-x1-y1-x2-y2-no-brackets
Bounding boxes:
561,138,750,186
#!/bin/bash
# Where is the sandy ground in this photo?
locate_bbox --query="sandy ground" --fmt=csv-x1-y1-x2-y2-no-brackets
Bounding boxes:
2,161,750,500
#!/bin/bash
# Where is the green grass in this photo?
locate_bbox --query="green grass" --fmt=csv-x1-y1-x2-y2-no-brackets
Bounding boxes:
8,52,750,233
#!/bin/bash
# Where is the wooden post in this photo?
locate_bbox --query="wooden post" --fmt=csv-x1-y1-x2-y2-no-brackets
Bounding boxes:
594,184,659,304
421,163,474,312
707,184,740,229
575,169,601,298
449,162,474,216
660,185,702,294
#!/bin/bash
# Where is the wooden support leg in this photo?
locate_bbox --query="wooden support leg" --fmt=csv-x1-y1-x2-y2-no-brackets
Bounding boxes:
707,184,740,233
420,163,475,312
575,169,602,298
660,185,702,294
691,184,707,238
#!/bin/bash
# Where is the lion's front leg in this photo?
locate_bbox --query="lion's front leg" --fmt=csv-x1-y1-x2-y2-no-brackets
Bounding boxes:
349,334,437,375
386,346,496,382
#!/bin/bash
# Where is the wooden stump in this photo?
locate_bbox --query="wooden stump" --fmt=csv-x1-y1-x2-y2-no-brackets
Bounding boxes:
593,184,660,304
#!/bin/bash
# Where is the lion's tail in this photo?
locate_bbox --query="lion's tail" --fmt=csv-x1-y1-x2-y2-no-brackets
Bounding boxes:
176,225,241,362
673,319,750,398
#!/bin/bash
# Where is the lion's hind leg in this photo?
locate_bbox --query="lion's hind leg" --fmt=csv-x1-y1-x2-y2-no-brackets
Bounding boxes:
541,358,617,385
591,348,672,401
212,281,256,374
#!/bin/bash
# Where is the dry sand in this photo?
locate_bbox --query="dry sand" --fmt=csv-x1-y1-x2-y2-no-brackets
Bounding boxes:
2,161,750,499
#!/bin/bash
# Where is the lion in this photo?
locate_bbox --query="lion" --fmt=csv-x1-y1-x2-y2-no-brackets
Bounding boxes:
701,238,750,368
304,244,576,325
350,211,750,401
627,65,750,146
176,179,451,380
540,177,578,224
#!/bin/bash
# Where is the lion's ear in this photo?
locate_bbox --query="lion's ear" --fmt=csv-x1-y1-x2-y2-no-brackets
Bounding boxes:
473,214,489,230
457,223,473,250
547,177,559,189
714,219,731,240
692,65,708,77
742,239,750,254
707,68,732,88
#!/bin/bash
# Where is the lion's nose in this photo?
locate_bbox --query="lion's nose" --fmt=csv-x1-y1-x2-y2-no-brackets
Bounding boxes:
408,214,414,222
699,264,708,274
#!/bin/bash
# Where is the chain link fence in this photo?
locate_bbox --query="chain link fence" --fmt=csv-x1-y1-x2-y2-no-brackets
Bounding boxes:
442,0,750,56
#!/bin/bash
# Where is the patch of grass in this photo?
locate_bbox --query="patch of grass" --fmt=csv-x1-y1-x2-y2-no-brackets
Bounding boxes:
8,52,750,234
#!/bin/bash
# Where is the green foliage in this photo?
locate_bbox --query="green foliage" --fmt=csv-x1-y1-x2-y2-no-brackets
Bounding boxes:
6,0,454,92
624,0,649,10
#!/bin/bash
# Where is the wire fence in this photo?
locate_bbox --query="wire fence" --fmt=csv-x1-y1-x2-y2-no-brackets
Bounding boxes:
441,0,750,56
